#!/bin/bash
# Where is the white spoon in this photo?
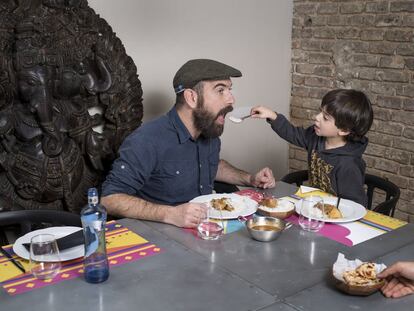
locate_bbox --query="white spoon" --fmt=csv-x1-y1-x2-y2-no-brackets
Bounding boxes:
228,114,253,123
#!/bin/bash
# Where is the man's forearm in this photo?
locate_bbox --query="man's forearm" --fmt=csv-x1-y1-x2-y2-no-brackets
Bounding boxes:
215,159,251,186
101,193,171,223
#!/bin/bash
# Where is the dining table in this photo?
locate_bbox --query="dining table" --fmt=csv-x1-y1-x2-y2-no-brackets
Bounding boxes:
1,181,414,311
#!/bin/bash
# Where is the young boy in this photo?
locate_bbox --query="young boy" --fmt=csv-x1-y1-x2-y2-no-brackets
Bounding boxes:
252,89,373,206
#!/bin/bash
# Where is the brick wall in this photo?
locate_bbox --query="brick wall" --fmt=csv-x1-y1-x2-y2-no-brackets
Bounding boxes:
291,0,414,221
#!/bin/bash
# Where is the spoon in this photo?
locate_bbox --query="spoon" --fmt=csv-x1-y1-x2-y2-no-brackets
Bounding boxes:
229,113,256,123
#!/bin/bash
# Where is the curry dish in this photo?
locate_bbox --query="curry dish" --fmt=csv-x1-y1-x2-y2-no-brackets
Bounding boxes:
211,198,235,212
316,202,343,219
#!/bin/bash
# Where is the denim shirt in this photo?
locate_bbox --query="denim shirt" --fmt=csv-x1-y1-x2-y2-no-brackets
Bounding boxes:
102,107,220,205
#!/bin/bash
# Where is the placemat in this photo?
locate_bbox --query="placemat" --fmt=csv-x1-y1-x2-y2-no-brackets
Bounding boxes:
0,221,163,296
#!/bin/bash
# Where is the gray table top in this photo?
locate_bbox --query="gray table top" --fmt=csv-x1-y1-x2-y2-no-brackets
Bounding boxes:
2,182,413,310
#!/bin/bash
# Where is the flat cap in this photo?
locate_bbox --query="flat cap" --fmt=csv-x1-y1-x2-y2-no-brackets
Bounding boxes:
173,59,242,94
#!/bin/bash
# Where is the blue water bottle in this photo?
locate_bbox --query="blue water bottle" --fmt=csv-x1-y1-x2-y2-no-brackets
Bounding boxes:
81,187,109,283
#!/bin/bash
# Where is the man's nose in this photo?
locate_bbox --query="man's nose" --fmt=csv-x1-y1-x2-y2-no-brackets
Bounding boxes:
227,91,235,105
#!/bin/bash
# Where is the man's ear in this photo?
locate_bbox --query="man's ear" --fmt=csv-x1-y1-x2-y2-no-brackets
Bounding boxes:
183,89,198,109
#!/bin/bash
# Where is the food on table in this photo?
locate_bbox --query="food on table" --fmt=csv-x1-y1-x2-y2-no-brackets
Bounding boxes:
210,198,235,212
315,202,343,219
342,263,382,286
259,197,278,208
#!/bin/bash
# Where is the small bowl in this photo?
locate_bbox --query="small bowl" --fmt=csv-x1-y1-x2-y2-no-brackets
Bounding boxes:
256,198,295,219
335,279,385,296
245,216,290,242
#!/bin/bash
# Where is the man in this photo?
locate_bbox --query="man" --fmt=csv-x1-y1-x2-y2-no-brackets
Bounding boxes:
101,59,275,228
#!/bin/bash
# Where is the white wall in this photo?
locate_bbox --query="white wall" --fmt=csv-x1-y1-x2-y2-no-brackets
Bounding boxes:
89,0,293,178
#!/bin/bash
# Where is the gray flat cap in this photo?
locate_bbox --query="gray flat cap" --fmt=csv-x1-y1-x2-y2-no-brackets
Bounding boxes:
173,59,242,94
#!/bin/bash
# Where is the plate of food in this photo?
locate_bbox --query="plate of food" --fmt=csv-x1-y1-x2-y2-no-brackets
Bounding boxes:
190,193,257,219
294,197,366,223
333,253,386,296
256,197,295,219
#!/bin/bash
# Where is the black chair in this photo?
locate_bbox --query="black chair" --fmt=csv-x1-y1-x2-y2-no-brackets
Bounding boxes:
213,181,240,193
281,170,400,217
0,210,81,246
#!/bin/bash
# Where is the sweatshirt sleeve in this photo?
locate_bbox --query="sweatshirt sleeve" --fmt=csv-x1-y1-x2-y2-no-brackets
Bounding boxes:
268,114,314,150
334,159,367,206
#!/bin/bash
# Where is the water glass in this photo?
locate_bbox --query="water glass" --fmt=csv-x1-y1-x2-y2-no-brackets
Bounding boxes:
197,205,224,240
298,196,325,232
30,234,61,280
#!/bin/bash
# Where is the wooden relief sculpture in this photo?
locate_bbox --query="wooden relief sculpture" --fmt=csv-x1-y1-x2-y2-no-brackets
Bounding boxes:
0,0,143,212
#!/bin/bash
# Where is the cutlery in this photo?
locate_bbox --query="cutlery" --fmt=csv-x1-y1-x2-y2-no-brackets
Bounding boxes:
336,197,341,209
229,112,259,123
0,246,26,273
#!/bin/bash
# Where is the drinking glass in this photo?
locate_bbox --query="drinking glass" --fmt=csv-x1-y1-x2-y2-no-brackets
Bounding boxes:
30,234,61,280
197,205,224,240
298,196,325,232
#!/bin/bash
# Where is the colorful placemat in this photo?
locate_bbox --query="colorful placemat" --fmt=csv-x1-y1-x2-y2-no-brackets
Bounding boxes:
0,221,164,296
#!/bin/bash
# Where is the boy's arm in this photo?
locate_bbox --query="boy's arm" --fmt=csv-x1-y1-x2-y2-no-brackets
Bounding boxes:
251,106,312,149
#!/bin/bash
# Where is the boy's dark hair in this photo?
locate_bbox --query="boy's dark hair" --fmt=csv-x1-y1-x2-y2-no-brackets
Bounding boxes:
321,89,373,142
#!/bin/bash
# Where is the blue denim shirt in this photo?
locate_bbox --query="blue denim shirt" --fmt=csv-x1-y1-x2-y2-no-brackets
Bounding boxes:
101,107,220,205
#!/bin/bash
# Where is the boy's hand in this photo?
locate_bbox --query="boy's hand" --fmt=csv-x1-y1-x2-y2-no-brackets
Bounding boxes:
251,106,277,121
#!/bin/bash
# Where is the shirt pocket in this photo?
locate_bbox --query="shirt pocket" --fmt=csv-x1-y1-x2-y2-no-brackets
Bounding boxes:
159,160,197,197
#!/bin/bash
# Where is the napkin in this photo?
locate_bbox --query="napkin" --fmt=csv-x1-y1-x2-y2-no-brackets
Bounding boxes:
23,229,85,251
295,186,334,198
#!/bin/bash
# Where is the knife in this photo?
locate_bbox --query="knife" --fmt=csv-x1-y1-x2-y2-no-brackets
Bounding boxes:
23,229,85,251
0,247,26,273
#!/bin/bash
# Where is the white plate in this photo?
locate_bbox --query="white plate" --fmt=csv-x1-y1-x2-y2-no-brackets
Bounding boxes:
190,193,258,219
13,226,84,261
295,197,366,223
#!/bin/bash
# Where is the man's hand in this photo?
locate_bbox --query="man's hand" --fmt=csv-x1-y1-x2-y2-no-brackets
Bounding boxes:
250,167,276,189
378,261,414,298
164,202,207,228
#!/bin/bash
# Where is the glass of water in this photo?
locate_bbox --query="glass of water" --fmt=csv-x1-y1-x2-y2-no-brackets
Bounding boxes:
298,196,325,232
197,205,224,240
30,234,61,280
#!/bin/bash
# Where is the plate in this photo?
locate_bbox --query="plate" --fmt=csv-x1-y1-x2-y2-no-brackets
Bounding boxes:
190,193,257,219
295,197,366,223
13,226,84,261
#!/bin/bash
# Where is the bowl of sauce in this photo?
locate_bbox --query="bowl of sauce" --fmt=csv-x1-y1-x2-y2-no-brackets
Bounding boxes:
245,216,290,242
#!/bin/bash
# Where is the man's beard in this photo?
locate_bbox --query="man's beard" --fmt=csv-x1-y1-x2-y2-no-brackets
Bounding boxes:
193,96,233,138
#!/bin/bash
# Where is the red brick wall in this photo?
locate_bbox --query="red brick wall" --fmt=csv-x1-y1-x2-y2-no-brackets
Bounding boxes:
291,0,414,221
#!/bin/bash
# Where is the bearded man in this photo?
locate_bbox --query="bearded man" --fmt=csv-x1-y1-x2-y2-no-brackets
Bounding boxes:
101,59,275,228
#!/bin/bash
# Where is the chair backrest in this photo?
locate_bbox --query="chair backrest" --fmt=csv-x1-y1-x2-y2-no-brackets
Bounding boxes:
364,174,400,217
213,181,240,193
280,170,400,217
0,210,81,246
280,170,309,187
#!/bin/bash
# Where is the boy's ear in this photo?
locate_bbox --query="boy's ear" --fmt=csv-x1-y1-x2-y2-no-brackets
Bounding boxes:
338,129,351,137
183,89,198,109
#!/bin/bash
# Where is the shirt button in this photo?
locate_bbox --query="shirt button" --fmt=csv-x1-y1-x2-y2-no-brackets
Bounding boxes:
199,164,202,168
176,171,180,175
200,185,203,189
121,165,125,169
